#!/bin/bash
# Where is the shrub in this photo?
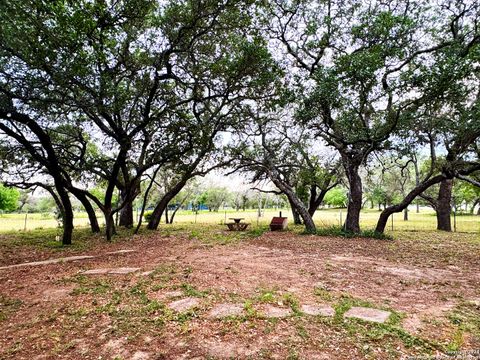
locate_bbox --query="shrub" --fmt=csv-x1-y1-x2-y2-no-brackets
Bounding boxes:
143,211,153,221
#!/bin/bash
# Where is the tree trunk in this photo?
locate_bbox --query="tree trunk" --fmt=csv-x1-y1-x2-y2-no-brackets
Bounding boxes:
269,172,316,233
169,206,179,224
291,204,302,225
436,179,453,231
307,185,330,217
344,161,362,233
147,179,187,230
403,207,408,221
71,190,100,233
105,211,116,241
119,198,134,228
57,187,74,245
376,174,446,233
118,181,140,228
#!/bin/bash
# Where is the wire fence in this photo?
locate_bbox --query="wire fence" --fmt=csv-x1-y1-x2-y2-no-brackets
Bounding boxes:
1,207,479,233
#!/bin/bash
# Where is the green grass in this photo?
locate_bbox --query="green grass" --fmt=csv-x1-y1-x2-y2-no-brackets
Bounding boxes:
314,225,392,240
331,294,440,356
1,207,478,234
0,294,23,322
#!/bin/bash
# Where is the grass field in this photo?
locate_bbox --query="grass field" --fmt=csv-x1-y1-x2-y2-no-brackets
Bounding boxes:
1,207,478,233
1,216,479,359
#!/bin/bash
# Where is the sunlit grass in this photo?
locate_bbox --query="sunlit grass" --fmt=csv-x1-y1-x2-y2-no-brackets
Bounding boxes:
0,206,478,234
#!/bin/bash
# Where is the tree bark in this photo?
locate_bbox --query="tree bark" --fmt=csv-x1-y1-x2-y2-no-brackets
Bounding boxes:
147,179,187,230
307,185,331,217
71,190,100,233
268,172,316,233
105,210,116,241
375,174,446,233
119,192,134,228
436,179,453,231
344,161,362,233
54,186,74,245
291,203,302,225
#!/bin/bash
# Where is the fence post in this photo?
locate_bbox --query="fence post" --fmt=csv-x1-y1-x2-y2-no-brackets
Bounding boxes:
453,208,457,232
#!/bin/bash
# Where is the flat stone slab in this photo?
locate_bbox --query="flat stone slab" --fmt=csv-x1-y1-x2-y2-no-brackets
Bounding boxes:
153,290,184,301
301,304,335,317
207,303,244,318
168,297,200,312
108,267,140,274
261,305,292,318
164,290,184,298
140,270,155,276
344,307,391,323
0,255,95,270
107,250,136,255
83,268,140,275
83,268,111,275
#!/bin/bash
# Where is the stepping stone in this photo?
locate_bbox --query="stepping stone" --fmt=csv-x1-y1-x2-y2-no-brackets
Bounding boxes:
131,351,150,360
42,288,72,301
83,268,140,275
344,307,391,323
164,290,184,298
168,297,200,312
262,305,292,318
207,303,244,319
152,290,184,301
107,250,136,255
301,304,335,317
0,255,95,270
108,267,140,274
83,268,111,275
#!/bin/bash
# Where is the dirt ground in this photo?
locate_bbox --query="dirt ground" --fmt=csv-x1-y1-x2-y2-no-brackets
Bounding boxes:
0,228,479,359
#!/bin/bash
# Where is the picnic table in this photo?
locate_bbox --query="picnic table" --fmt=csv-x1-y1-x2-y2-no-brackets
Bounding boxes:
229,217,245,224
226,217,249,231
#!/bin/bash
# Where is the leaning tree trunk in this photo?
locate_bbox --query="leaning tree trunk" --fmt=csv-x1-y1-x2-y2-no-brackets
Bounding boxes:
376,175,446,233
147,179,187,230
269,173,316,233
344,160,362,233
57,187,74,245
48,185,74,245
436,179,453,231
291,205,302,225
71,190,100,233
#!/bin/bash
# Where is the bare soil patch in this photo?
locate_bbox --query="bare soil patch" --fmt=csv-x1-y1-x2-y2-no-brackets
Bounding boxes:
0,229,479,359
